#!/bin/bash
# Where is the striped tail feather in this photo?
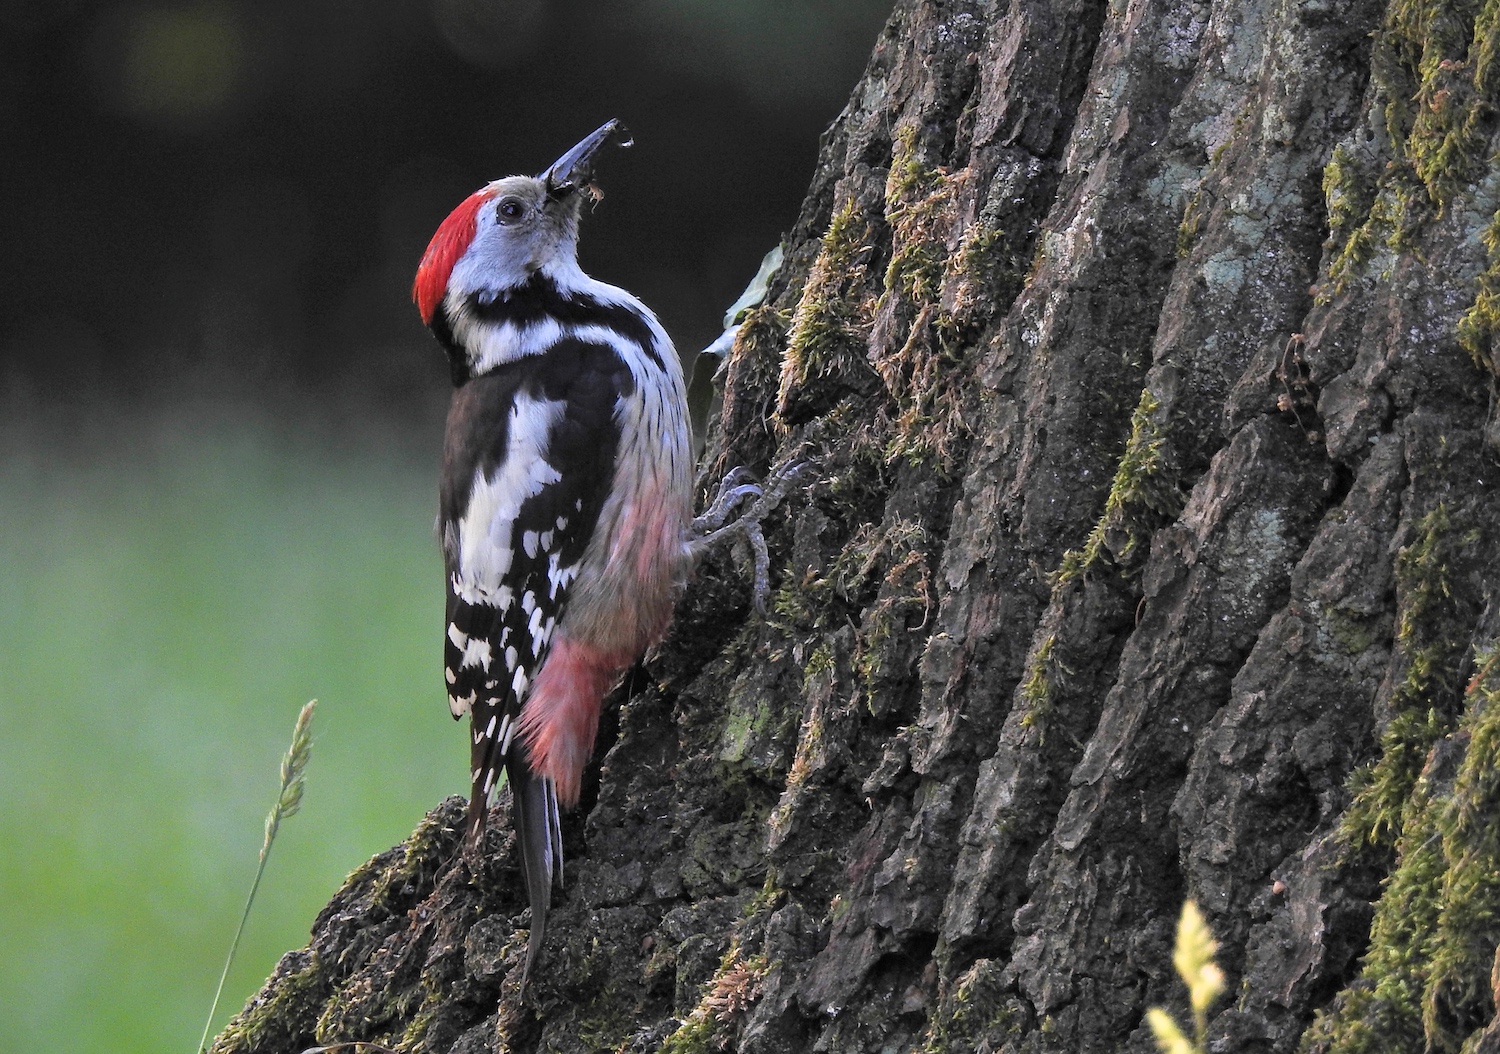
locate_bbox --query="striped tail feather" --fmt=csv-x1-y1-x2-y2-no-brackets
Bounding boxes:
463,696,511,847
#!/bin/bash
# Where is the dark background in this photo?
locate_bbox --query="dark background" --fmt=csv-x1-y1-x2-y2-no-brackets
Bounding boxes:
1,0,892,425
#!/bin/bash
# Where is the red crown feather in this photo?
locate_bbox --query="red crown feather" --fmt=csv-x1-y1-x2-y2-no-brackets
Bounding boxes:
413,188,496,325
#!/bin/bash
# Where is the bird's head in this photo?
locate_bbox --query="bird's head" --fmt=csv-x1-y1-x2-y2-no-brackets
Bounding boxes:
413,120,632,327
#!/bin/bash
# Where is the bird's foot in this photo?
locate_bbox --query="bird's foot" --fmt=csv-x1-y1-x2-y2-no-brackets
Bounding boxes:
689,459,807,613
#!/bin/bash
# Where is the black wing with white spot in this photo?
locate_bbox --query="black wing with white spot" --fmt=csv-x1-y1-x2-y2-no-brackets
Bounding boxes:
439,336,634,841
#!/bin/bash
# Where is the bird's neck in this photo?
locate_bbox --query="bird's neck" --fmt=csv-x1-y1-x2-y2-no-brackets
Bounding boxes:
440,263,658,385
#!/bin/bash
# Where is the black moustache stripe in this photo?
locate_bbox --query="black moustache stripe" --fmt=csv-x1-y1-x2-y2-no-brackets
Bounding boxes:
466,272,663,370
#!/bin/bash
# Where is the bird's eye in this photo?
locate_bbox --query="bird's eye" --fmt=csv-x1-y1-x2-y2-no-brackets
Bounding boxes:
496,197,526,224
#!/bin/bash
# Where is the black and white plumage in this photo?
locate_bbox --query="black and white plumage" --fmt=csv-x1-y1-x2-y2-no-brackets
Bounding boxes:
414,121,693,983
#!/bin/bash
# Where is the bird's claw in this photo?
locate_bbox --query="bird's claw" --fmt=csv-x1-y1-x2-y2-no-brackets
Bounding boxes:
690,459,808,614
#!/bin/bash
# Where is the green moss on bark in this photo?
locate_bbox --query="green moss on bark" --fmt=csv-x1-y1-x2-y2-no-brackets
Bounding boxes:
1305,647,1500,1054
1377,0,1499,206
877,127,975,475
1323,143,1380,291
883,125,954,306
917,959,1020,1053
1343,504,1478,852
1457,209,1500,379
778,199,876,419
1323,0,1500,299
1054,388,1179,583
209,952,332,1053
1018,634,1062,743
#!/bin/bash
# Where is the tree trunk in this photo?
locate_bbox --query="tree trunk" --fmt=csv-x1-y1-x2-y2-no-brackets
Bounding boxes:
212,0,1500,1051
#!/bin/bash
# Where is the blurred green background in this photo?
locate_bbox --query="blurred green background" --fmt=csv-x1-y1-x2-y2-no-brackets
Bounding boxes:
0,0,892,1050
0,406,453,1052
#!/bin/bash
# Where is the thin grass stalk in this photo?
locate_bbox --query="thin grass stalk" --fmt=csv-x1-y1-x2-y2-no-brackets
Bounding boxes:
197,700,316,1054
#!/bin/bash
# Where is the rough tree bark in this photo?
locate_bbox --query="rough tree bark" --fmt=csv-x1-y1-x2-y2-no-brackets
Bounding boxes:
212,0,1500,1051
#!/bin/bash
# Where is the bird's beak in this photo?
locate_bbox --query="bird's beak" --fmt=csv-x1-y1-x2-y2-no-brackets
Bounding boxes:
540,119,633,197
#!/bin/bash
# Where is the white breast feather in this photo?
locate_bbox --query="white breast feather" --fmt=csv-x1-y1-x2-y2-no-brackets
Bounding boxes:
460,314,564,375
453,393,566,605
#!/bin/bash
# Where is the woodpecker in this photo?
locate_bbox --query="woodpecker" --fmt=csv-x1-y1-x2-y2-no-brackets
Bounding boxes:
412,120,693,982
